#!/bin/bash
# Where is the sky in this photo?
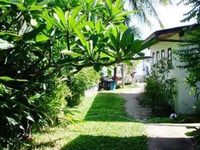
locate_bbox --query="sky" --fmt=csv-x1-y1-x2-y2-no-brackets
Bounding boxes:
125,1,196,39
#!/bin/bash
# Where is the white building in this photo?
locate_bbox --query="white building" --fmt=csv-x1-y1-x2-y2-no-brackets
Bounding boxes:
145,24,200,114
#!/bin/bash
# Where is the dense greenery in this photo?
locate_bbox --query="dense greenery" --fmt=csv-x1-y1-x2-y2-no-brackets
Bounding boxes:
177,0,200,145
30,93,147,150
0,0,149,148
140,59,176,115
177,0,200,114
176,30,200,114
67,67,100,107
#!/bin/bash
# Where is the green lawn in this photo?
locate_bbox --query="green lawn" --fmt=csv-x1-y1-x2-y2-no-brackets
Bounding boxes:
29,93,147,150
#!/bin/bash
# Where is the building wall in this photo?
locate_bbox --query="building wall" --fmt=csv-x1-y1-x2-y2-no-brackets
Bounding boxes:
149,34,196,114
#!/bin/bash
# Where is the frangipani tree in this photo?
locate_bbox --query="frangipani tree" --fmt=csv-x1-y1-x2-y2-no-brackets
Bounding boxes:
0,0,151,147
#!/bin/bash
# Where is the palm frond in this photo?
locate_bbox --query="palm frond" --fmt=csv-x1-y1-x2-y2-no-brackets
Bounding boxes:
128,0,172,27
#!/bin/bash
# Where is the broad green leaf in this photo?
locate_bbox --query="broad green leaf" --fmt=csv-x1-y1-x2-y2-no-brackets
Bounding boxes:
0,76,28,82
69,17,76,29
106,0,112,10
29,93,41,103
54,7,65,23
41,11,54,30
96,20,102,33
71,6,81,18
109,33,118,49
131,40,143,53
115,10,137,18
36,34,49,42
74,28,87,47
54,7,66,29
115,0,122,8
112,6,121,16
30,4,44,11
0,0,25,10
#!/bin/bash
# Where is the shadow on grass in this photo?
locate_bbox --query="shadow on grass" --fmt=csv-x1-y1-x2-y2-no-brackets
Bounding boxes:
84,93,135,122
61,135,147,150
31,138,63,149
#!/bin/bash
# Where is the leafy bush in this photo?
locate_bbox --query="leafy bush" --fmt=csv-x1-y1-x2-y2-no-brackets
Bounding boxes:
140,59,176,115
33,78,71,126
0,77,71,149
0,83,37,149
67,68,100,107
0,0,145,148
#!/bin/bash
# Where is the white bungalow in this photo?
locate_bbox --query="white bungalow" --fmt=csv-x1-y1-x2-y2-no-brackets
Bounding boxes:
145,24,200,114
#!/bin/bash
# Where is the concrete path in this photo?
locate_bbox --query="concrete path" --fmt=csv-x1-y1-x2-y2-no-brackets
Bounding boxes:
119,84,152,121
147,123,195,150
119,83,198,150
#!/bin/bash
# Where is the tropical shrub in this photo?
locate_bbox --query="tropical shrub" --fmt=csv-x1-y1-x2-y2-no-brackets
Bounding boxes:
33,77,71,126
67,68,100,107
178,0,200,145
140,59,176,115
0,0,149,148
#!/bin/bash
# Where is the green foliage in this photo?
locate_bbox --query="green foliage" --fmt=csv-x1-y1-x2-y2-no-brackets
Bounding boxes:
33,78,71,126
177,0,200,145
176,29,200,114
140,59,176,115
67,68,100,107
0,0,149,148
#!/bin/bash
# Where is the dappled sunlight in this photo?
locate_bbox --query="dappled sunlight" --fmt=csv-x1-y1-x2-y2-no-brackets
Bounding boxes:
32,127,80,150
31,93,147,150
68,121,146,137
84,93,135,122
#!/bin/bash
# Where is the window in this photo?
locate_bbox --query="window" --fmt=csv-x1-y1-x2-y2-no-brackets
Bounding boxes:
161,50,165,58
152,52,155,64
168,48,172,60
156,51,160,62
168,48,172,68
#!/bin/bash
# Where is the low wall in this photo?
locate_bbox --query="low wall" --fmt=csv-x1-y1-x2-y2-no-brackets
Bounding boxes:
84,85,98,97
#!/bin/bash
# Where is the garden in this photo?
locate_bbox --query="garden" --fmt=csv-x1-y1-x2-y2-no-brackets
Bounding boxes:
0,0,200,149
29,92,147,150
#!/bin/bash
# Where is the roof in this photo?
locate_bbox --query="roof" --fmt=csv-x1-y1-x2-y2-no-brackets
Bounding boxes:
144,24,200,44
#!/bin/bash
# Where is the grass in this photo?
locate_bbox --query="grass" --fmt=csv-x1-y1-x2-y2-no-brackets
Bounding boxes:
28,92,147,150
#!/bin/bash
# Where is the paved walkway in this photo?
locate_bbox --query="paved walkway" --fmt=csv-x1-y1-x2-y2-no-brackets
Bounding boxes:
119,84,152,121
119,83,199,150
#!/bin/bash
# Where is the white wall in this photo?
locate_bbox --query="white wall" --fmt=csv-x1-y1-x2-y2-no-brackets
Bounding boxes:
149,34,196,114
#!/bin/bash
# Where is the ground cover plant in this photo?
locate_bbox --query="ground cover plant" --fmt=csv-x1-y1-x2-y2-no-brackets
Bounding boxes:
27,93,147,150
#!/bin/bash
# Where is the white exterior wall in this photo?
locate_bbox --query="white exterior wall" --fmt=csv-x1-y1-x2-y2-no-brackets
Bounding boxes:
149,34,196,114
